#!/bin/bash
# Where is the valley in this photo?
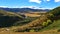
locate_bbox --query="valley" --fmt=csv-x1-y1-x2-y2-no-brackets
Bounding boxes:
0,6,60,34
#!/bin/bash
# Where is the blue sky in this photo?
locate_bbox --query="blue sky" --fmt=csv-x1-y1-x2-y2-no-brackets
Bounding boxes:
0,0,60,9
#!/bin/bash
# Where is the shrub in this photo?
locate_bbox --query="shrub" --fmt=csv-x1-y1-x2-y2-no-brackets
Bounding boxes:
47,19,52,24
29,29,35,32
57,29,60,32
42,22,48,27
42,19,52,27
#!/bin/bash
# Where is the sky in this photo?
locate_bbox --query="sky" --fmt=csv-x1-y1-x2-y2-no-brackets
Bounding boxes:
0,0,60,9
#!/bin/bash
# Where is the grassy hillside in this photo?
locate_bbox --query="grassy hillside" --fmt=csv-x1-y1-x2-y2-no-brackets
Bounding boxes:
40,20,60,31
48,6,60,16
47,6,60,20
0,10,23,27
40,6,60,31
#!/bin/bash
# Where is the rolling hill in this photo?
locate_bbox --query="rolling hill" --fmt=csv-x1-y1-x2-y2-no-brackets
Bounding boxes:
0,10,23,27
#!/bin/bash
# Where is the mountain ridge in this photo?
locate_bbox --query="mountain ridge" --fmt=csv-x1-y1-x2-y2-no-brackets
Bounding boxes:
0,7,50,12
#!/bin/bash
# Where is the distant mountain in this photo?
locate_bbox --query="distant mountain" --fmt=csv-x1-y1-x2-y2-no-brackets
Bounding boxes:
0,7,50,13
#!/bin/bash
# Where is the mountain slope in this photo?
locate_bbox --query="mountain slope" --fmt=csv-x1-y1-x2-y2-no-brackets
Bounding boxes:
47,6,60,20
40,6,60,31
49,6,60,16
0,10,23,27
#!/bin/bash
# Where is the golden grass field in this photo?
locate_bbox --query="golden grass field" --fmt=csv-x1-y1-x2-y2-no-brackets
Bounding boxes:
18,12,46,17
25,13,41,17
24,12,46,17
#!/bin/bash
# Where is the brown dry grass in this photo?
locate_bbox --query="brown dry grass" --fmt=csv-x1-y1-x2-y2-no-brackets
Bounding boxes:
0,29,60,34
24,12,46,17
25,13,41,17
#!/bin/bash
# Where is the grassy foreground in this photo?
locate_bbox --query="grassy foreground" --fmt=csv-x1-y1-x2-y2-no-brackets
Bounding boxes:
40,20,60,31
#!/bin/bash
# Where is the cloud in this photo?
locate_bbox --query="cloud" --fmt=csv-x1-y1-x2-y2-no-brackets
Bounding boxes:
0,6,8,8
0,6,21,8
0,6,53,9
29,0,42,4
43,0,50,2
9,6,20,8
46,0,50,1
20,6,37,9
20,6,53,9
55,0,60,2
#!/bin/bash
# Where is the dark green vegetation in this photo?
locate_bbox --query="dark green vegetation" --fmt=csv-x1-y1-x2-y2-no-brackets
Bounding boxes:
0,10,23,27
47,6,60,20
13,17,38,26
48,6,60,16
